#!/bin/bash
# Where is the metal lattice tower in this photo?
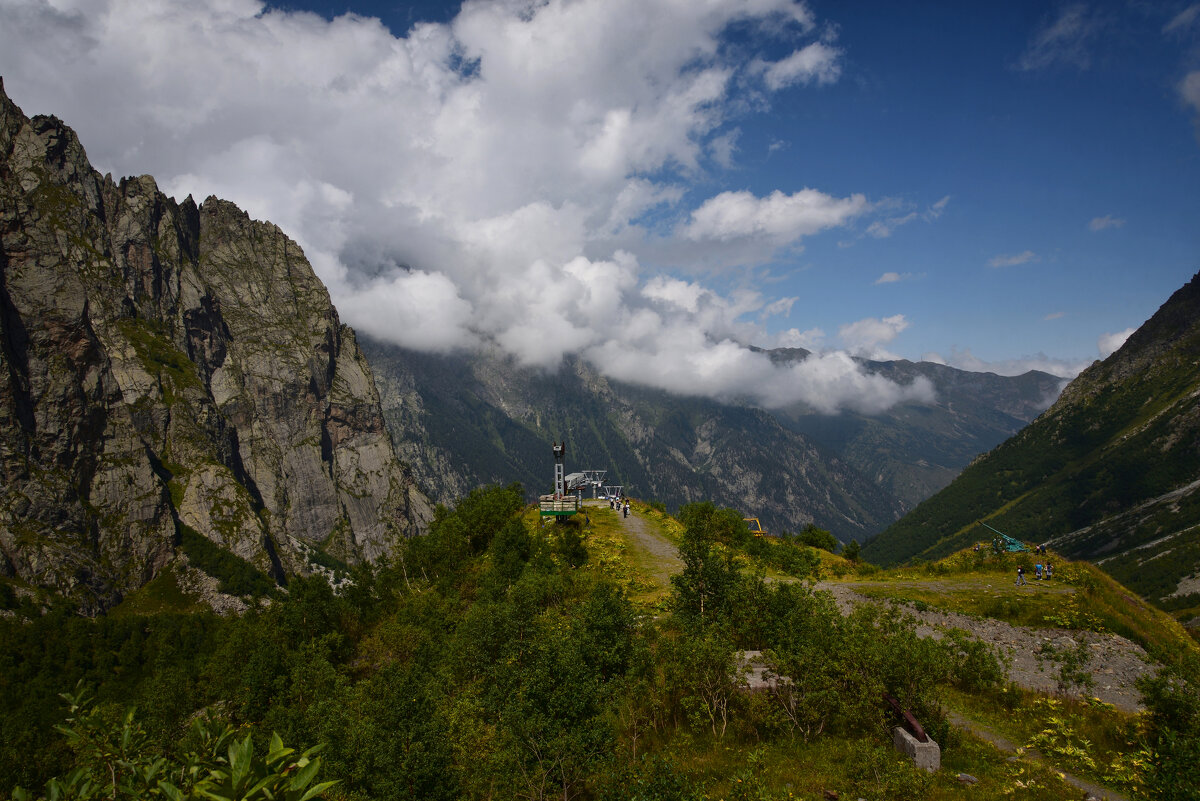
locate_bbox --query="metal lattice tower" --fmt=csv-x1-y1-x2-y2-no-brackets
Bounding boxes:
552,441,566,496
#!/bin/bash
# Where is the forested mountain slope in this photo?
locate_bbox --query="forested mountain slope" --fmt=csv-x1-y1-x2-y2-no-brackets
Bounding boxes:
363,337,1061,543
364,341,903,542
0,80,429,612
864,270,1200,608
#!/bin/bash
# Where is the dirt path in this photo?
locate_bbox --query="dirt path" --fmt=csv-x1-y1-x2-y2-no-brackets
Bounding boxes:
817,581,1156,713
614,505,682,590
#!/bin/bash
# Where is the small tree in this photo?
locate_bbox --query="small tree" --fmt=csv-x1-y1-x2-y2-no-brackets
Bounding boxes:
842,539,861,562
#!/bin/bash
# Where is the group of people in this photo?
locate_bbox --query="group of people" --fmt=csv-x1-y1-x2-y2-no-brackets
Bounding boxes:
608,496,630,518
1015,560,1053,586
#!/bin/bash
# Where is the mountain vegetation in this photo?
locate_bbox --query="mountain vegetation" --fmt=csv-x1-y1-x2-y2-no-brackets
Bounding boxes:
4,488,1199,800
863,271,1200,622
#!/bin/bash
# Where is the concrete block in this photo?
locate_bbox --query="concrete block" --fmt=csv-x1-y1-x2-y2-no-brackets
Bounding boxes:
893,727,940,772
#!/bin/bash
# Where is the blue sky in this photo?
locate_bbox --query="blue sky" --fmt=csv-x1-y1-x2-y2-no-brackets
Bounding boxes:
1,0,1198,411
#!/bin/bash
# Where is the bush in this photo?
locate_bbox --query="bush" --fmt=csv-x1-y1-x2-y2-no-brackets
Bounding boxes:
12,689,336,801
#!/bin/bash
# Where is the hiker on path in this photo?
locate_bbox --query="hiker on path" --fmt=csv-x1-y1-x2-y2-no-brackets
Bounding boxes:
1035,563,1043,580
1046,562,1053,579
623,501,629,519
1016,566,1026,586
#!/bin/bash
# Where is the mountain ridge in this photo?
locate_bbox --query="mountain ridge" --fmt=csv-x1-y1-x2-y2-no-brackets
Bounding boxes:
862,270,1200,610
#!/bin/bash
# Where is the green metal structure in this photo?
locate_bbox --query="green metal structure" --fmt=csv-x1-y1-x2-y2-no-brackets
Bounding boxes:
980,521,1028,554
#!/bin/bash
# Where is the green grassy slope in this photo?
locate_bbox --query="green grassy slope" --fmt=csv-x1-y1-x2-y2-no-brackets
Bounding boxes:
862,271,1200,609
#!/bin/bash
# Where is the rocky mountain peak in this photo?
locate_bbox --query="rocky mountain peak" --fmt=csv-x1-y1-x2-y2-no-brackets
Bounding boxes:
0,81,430,611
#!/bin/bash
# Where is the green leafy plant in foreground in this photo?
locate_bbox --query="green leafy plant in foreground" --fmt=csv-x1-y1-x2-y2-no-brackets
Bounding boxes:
11,689,336,801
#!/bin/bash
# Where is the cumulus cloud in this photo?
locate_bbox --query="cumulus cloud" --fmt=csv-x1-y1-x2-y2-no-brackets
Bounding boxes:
1098,327,1136,358
1089,214,1125,231
0,0,933,413
988,250,1038,268
681,188,867,244
1015,4,1097,72
838,314,910,360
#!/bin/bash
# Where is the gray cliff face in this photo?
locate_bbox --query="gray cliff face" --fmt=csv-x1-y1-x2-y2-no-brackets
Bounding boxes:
0,81,429,610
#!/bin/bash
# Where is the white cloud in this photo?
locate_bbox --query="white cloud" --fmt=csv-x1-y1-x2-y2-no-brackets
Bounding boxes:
1044,311,1066,320
756,41,841,89
1089,214,1125,231
1164,4,1200,34
709,128,741,168
874,271,912,284
1098,328,1136,358
988,250,1038,268
1016,4,1096,72
866,211,917,238
925,195,950,219
838,314,910,360
682,188,867,243
776,327,824,350
0,0,936,414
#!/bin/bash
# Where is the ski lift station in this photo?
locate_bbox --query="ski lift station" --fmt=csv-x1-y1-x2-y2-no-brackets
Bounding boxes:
538,441,614,519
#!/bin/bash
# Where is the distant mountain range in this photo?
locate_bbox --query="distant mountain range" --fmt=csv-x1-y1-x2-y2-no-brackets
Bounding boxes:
363,339,1064,543
864,271,1200,610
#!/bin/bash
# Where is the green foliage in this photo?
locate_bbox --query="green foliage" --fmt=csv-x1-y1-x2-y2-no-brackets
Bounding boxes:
5,488,1164,801
794,524,838,553
177,526,277,598
1138,653,1200,800
11,690,335,801
841,539,861,562
405,482,525,581
670,503,747,623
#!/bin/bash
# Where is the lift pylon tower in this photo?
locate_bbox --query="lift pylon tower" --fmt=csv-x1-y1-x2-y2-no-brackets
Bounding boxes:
540,441,580,519
553,441,566,496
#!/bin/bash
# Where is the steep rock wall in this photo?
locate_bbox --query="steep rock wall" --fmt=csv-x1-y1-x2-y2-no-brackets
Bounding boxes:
0,80,429,610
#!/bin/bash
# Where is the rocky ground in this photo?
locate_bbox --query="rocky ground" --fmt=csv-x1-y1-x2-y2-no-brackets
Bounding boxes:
816,581,1155,713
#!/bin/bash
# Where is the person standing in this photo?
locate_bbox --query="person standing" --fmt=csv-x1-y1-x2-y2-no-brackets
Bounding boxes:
1016,566,1026,586
623,501,629,519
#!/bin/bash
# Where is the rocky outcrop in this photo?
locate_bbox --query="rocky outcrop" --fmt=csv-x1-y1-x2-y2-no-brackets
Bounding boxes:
0,79,430,611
